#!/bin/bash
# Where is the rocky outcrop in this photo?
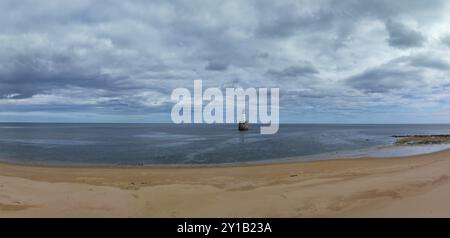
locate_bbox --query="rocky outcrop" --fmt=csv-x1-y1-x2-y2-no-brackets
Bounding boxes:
393,135,450,145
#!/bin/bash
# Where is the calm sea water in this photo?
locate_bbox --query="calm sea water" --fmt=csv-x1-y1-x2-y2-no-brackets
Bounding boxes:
1,123,450,166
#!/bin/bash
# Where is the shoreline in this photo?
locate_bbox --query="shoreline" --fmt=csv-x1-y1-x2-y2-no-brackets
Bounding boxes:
2,148,450,217
1,143,449,169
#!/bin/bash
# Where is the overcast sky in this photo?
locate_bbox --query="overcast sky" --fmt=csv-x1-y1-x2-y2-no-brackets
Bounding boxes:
1,0,450,123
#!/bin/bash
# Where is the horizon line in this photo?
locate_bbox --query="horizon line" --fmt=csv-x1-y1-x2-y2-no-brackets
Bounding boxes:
1,122,450,125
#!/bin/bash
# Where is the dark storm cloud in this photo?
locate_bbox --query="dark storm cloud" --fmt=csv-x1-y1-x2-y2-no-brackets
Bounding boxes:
385,20,426,48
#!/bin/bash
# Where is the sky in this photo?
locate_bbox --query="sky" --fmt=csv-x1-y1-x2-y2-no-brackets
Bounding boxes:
1,0,450,123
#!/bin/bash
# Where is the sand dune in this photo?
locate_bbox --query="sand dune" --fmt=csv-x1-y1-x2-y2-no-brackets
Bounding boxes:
1,149,450,217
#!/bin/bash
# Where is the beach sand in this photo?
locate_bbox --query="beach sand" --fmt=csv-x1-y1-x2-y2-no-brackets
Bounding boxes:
1,149,450,217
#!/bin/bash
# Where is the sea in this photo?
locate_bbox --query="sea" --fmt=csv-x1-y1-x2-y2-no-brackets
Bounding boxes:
1,123,450,166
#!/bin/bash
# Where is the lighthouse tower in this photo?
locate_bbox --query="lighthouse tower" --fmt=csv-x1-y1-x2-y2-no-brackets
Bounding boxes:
238,109,249,131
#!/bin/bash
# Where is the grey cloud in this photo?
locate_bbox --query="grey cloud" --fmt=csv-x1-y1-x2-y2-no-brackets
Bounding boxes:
0,50,124,99
255,52,269,59
334,0,446,19
407,55,450,70
1,0,450,122
385,20,426,48
205,60,229,71
385,53,450,71
346,53,450,94
442,35,450,47
256,5,336,38
267,62,319,78
255,0,446,40
347,67,423,93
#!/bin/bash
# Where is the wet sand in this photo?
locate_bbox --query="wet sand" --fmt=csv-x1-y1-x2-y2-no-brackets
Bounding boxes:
1,149,450,217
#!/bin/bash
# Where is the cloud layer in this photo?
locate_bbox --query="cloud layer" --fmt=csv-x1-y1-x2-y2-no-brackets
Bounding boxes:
1,0,450,123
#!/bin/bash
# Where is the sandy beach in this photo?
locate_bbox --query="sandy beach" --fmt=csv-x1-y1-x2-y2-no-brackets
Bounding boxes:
1,149,450,217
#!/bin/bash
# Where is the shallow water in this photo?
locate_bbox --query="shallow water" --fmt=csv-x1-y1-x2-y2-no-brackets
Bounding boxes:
0,123,450,166
366,144,450,158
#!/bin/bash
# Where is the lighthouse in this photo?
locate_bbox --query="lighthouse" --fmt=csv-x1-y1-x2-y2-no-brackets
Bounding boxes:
238,109,249,131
